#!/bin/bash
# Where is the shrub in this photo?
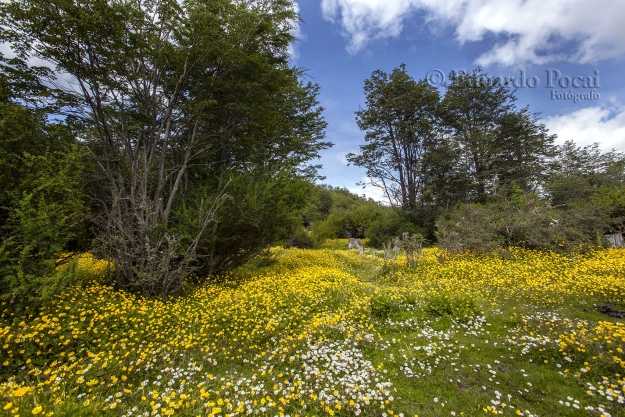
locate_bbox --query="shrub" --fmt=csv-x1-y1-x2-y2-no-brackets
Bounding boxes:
435,188,610,254
311,207,383,241
285,229,316,249
0,146,89,312
176,171,313,279
435,203,502,255
366,209,423,248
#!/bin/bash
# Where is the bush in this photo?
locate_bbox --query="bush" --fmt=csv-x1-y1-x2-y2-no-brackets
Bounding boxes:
435,203,502,254
0,145,89,312
435,188,610,254
285,229,316,249
311,207,383,241
366,209,423,248
176,171,313,278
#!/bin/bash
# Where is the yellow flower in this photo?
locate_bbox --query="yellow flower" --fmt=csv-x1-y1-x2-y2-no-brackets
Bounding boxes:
32,405,43,415
13,386,30,397
3,403,13,410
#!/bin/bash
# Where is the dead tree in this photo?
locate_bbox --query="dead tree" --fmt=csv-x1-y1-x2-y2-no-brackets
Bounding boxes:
402,232,426,268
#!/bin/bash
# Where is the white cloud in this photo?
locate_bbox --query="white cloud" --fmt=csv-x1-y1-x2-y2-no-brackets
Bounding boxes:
321,0,415,54
544,102,625,152
288,1,303,61
320,0,625,66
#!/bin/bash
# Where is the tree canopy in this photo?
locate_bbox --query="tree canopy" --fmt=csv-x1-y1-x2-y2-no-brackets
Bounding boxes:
349,66,556,217
0,0,330,303
348,65,623,250
348,64,441,211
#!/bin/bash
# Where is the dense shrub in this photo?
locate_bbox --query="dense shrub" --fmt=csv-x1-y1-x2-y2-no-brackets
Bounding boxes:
311,207,383,241
366,209,424,248
0,143,89,311
285,229,316,249
174,171,313,278
435,189,610,254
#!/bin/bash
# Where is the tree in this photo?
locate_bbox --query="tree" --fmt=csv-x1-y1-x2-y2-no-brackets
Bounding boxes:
347,64,442,211
2,0,329,297
348,66,555,229
170,27,330,276
547,141,623,205
441,68,555,202
0,54,89,308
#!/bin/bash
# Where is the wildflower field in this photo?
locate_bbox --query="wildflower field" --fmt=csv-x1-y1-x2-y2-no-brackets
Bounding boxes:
2,244,625,417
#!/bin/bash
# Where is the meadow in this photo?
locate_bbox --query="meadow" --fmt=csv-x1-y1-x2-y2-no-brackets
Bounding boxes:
2,242,625,417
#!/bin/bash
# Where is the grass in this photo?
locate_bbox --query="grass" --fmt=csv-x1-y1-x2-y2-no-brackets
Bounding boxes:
1,244,625,417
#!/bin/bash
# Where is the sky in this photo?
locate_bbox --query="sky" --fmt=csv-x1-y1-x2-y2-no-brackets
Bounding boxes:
291,0,625,201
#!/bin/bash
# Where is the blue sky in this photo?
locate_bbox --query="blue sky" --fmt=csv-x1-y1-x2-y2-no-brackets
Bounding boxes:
291,0,625,201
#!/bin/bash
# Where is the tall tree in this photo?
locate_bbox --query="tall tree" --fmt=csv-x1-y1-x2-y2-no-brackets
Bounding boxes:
2,0,328,297
347,64,441,211
441,68,555,202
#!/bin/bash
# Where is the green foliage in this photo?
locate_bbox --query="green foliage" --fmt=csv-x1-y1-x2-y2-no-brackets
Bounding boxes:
425,294,480,320
285,229,316,249
370,293,402,319
2,0,330,296
182,171,315,277
436,187,610,254
0,57,90,310
441,69,556,202
312,207,382,240
348,65,555,222
546,140,625,235
302,187,333,226
348,64,442,211
0,145,87,305
307,186,385,242
0,144,89,310
366,209,423,248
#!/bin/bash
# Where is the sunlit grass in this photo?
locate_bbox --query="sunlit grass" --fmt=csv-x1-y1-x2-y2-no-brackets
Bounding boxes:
2,247,625,416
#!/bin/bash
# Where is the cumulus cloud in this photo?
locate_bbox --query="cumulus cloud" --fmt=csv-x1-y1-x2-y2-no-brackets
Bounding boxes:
544,102,625,152
320,0,625,66
321,0,414,54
